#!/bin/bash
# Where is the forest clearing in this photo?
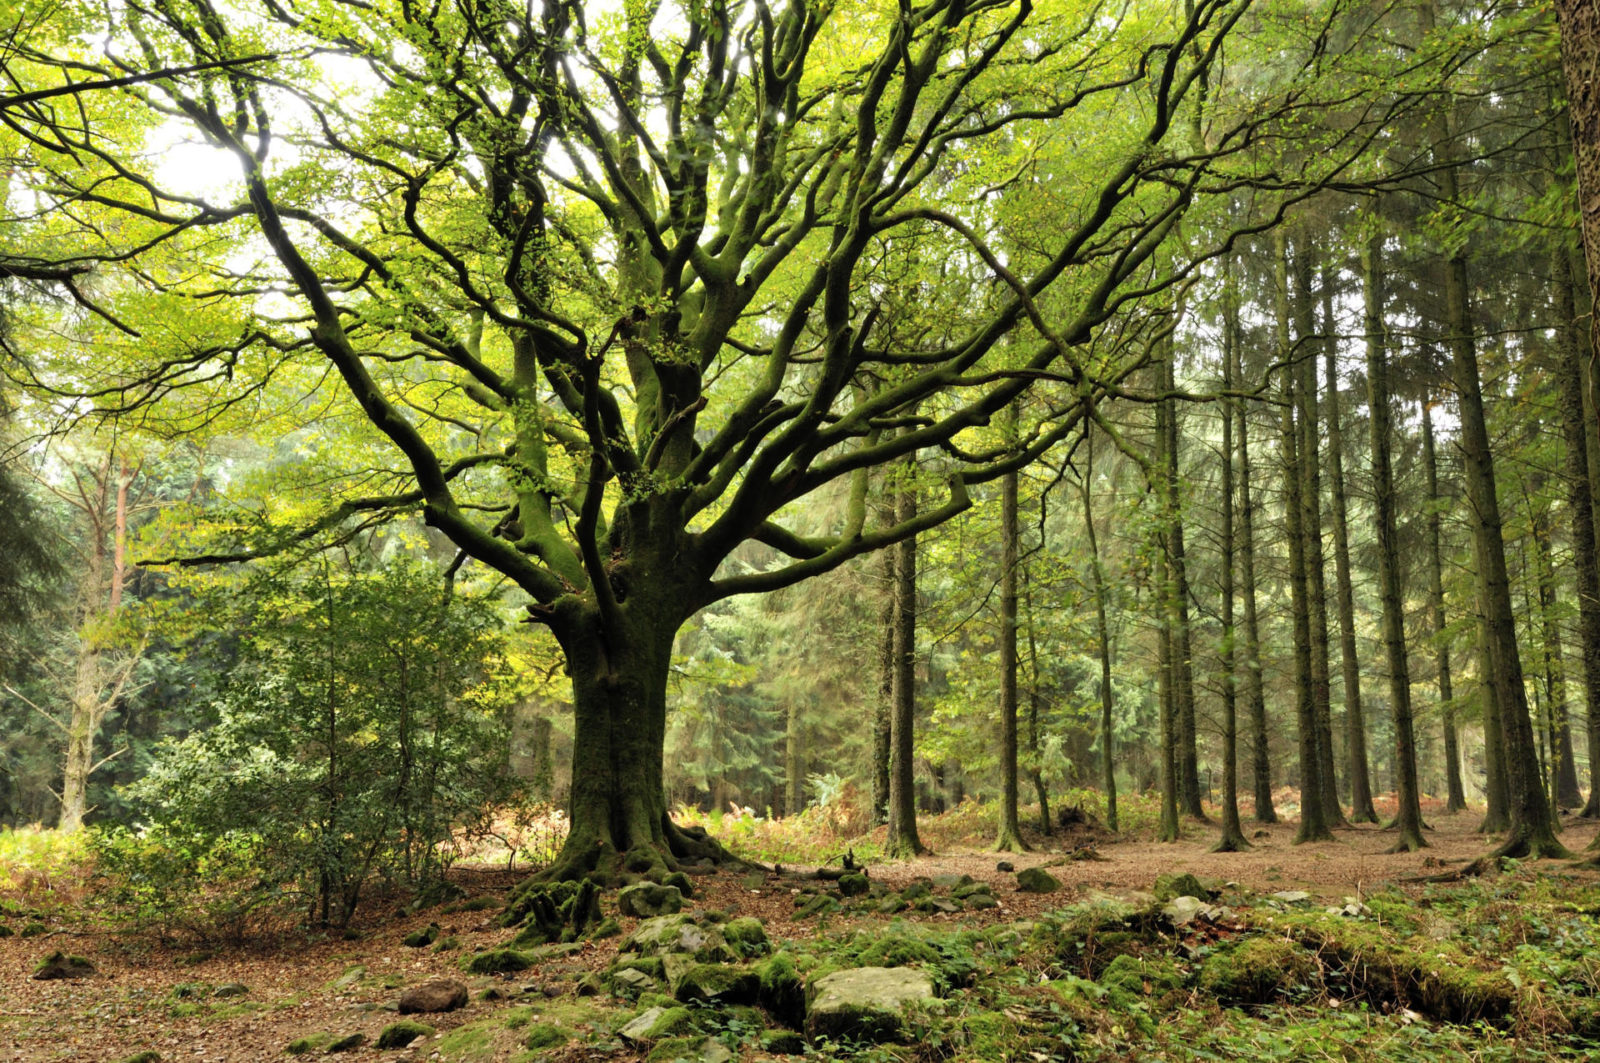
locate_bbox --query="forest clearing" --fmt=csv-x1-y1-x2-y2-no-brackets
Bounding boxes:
6,800,1600,1061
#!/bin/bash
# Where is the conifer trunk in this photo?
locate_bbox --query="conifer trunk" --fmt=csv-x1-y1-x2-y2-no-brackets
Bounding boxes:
1237,330,1277,824
1162,350,1206,821
1082,429,1119,833
1276,232,1333,843
1361,233,1426,852
1322,269,1377,823
1437,179,1567,857
995,460,1027,852
1215,274,1249,852
1422,398,1469,813
887,477,925,857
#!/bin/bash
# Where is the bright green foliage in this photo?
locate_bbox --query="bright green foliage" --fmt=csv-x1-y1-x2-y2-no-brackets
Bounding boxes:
96,561,518,929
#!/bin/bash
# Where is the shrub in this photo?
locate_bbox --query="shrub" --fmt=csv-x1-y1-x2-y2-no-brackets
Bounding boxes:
97,561,522,931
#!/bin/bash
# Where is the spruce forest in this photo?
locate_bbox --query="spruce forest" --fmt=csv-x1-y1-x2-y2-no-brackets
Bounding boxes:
5,0,1600,1058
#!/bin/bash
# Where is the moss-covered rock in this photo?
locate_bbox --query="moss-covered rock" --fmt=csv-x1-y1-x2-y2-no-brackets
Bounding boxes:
760,1029,806,1054
32,951,95,980
952,881,994,901
618,882,685,918
1197,937,1315,1005
723,916,769,957
838,872,870,897
666,959,761,1004
1153,873,1207,902
757,951,805,1027
854,931,941,970
376,1020,435,1049
1015,868,1061,894
403,923,440,948
795,893,840,919
1099,954,1184,1003
621,914,734,961
325,1032,366,1053
117,1053,162,1063
619,1004,698,1042
804,967,940,1043
284,1033,333,1055
460,948,533,975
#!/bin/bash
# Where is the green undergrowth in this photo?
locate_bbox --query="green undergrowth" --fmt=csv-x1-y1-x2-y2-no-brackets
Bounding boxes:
583,866,1600,1060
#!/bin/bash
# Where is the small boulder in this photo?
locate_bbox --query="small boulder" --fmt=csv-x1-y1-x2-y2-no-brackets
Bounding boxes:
402,923,439,948
722,916,769,956
669,961,761,1004
796,894,840,919
32,952,95,980
376,1020,434,1049
617,882,684,918
1271,890,1313,905
326,1032,366,1053
838,872,870,897
1162,896,1207,926
460,948,532,975
1015,867,1061,894
805,967,939,1043
397,977,468,1014
611,967,657,997
996,861,1015,872
618,1004,695,1043
212,983,249,999
964,894,1000,910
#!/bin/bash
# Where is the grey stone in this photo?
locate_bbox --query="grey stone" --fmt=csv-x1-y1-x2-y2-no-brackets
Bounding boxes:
212,983,249,998
805,966,939,1043
612,968,656,996
964,894,1000,910
1162,896,1206,926
617,882,684,918
396,977,468,1014
330,965,365,990
618,1006,670,1043
1270,890,1312,904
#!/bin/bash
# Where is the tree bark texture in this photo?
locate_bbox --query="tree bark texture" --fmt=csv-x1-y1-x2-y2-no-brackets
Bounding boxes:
1322,269,1377,823
1276,232,1332,843
1361,234,1426,852
1236,332,1277,824
1422,398,1469,813
994,462,1027,852
1215,274,1249,852
1162,349,1206,821
887,479,925,857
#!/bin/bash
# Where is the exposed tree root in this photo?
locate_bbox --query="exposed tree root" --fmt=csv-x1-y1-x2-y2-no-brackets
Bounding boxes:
533,814,758,886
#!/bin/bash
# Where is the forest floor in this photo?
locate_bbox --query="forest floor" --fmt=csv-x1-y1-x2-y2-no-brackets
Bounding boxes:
4,799,1600,1062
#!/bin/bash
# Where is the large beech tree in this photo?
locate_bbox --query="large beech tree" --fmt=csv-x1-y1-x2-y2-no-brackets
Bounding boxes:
7,0,1427,879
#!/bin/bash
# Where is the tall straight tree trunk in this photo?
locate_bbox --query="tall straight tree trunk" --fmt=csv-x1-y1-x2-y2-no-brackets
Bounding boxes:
1161,349,1206,821
887,475,925,857
1292,250,1345,827
1155,525,1180,843
785,700,806,817
1236,321,1277,824
1551,248,1600,821
1276,231,1333,843
994,457,1027,852
1024,582,1054,834
874,541,894,825
1361,234,1426,852
1531,500,1583,809
1081,430,1119,833
1436,144,1568,857
1215,270,1249,852
1422,399,1469,812
1322,268,1377,823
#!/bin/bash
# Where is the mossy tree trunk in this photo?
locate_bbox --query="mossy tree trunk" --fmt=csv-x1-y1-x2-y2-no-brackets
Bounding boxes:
1161,348,1206,822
